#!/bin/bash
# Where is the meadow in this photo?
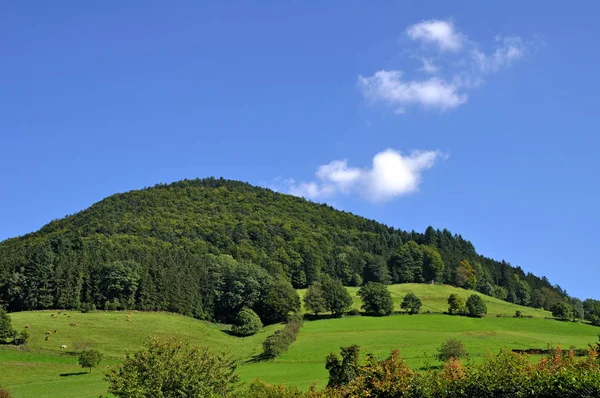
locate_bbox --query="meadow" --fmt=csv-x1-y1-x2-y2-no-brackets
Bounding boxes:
1,284,598,397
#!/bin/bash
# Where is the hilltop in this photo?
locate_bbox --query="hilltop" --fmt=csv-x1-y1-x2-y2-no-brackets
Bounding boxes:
0,178,572,322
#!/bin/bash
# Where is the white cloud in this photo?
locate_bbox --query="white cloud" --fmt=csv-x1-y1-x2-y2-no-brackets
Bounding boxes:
419,58,439,74
359,20,534,113
286,149,443,202
471,36,527,73
358,70,467,111
407,19,464,52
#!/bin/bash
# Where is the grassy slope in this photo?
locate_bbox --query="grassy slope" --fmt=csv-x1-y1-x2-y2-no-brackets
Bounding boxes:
0,311,280,398
2,284,598,396
299,283,552,318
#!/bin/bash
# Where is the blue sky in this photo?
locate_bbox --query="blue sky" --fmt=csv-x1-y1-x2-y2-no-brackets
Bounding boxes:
1,2,599,299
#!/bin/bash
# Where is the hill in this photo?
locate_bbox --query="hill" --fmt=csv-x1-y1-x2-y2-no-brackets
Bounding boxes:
0,178,573,324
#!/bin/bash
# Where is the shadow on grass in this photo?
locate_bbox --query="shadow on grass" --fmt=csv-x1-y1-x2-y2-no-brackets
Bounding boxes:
245,352,273,364
59,372,88,377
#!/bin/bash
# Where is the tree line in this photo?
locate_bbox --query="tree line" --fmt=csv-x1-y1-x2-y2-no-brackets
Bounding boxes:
0,178,587,320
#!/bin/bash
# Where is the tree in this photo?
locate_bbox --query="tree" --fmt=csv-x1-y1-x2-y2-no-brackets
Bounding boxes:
106,336,238,397
320,277,352,317
0,308,16,342
232,308,262,336
584,299,600,326
253,278,300,325
325,345,360,387
400,292,422,314
436,339,468,362
422,245,445,284
362,254,391,285
388,241,423,284
303,282,327,316
78,349,103,373
514,277,531,306
357,282,393,316
551,301,574,321
466,294,487,318
571,298,585,321
455,259,477,289
447,294,465,315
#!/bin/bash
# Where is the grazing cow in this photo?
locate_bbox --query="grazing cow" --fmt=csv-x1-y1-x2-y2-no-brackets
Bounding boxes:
70,322,78,327
24,325,30,329
45,331,52,335
61,345,67,349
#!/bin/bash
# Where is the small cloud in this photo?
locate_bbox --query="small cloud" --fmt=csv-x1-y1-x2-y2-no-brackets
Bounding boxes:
407,19,464,52
285,148,444,202
358,70,467,111
419,58,439,74
359,20,535,114
471,36,528,73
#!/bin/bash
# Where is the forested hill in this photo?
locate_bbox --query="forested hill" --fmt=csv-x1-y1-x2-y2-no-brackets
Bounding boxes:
0,177,571,320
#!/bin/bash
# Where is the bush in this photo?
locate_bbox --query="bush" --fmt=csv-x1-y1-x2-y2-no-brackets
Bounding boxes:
447,294,465,315
326,345,360,387
79,303,96,313
436,339,468,362
13,329,29,345
400,292,422,314
552,301,574,321
346,308,361,316
466,294,487,317
0,309,16,342
106,336,238,397
357,282,393,316
262,315,304,358
231,308,262,336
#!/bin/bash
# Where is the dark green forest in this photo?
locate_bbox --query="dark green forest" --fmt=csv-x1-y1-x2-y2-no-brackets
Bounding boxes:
0,177,592,324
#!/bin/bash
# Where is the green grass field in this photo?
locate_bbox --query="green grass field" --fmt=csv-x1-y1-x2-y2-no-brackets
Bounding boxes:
1,284,598,397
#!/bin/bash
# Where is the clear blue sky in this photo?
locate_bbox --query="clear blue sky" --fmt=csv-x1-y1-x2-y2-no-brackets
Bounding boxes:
1,2,599,299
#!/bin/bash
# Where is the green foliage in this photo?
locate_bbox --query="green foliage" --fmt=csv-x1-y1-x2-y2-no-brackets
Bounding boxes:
552,301,574,321
254,278,300,325
400,292,422,314
584,299,600,326
0,308,16,342
240,380,306,398
320,277,352,317
455,259,477,289
304,282,327,316
436,339,468,361
13,329,29,345
0,178,572,323
106,336,238,397
262,315,304,358
0,387,12,398
357,282,393,316
466,294,487,317
78,349,103,373
325,345,360,388
447,294,465,315
231,308,262,336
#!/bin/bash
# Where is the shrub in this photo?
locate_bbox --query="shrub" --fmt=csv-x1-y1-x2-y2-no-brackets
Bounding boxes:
0,308,16,342
242,380,306,398
13,329,29,345
346,308,361,316
466,294,487,317
106,336,238,397
326,345,360,387
552,301,574,321
436,339,468,362
357,282,393,316
514,310,522,318
262,315,304,358
231,308,262,336
400,292,422,314
447,294,465,315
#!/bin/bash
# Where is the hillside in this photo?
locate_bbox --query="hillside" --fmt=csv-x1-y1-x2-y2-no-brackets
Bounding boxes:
0,178,572,323
2,299,598,396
